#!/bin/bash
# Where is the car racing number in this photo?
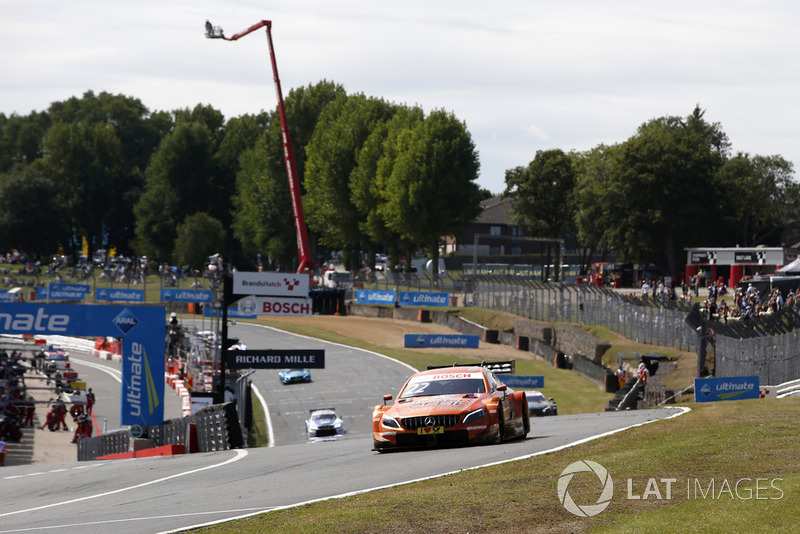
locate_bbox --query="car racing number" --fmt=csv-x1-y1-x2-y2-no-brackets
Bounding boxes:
402,381,430,397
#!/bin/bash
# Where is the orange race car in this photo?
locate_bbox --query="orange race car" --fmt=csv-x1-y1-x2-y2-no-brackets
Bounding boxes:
372,362,530,451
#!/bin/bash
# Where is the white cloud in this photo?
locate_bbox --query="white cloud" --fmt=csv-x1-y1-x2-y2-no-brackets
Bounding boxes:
3,0,799,194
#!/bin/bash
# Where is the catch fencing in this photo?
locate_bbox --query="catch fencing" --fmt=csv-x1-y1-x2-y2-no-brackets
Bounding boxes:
474,279,800,385
77,402,243,461
474,280,699,352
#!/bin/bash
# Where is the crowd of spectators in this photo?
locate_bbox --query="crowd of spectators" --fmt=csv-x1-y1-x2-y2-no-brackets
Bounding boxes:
700,280,797,323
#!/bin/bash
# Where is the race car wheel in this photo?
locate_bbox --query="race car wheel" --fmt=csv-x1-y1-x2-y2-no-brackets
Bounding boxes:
522,396,530,437
495,404,506,443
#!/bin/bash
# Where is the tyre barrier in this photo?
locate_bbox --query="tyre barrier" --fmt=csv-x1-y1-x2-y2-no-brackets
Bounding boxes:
516,336,530,351
483,329,499,344
604,373,620,393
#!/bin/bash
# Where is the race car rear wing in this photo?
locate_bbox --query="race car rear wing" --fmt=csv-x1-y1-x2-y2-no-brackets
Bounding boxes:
309,408,336,413
427,360,515,374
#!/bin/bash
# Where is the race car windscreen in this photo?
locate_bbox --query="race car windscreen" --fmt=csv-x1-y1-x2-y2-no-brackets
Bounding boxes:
399,372,487,398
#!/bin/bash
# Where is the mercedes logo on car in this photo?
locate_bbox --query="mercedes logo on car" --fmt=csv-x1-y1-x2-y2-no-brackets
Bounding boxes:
424,416,436,427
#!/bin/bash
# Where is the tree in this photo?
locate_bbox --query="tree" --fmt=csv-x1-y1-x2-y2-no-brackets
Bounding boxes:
232,81,345,271
134,119,219,261
573,144,620,273
504,148,577,281
304,94,397,270
715,153,800,247
34,122,123,258
379,109,482,281
0,166,66,258
173,212,226,270
352,105,424,271
598,106,729,274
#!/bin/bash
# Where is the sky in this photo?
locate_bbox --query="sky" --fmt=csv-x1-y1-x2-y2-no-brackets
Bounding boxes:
3,1,800,194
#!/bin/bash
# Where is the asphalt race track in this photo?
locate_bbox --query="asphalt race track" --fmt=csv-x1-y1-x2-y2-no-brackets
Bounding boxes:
0,323,687,534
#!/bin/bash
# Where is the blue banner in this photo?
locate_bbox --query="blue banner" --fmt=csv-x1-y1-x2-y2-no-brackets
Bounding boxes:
47,283,91,300
500,375,545,388
356,290,396,305
694,376,760,403
161,289,213,303
204,306,257,319
96,288,145,302
398,291,450,307
404,333,480,348
0,303,165,426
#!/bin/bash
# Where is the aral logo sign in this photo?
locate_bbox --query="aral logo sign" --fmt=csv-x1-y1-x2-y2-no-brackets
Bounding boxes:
233,271,309,297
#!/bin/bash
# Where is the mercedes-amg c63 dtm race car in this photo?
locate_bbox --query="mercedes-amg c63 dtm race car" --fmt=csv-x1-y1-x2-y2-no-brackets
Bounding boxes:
372,361,529,451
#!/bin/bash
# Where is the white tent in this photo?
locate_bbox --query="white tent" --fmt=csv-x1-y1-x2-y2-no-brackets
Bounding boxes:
776,257,800,274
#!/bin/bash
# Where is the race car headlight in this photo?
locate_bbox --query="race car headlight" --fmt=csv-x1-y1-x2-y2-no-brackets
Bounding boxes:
462,408,487,425
382,415,401,429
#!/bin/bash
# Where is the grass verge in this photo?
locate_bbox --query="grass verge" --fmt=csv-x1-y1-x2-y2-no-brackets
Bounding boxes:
199,398,800,534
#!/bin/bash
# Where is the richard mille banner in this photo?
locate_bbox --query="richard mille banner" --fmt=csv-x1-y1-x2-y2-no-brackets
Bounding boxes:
224,349,325,369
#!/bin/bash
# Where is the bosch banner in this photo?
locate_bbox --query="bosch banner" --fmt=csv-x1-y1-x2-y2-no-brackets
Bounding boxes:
0,303,165,426
694,376,760,403
224,349,325,369
235,296,312,316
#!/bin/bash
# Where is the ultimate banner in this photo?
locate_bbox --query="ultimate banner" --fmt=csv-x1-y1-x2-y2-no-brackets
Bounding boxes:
0,303,166,426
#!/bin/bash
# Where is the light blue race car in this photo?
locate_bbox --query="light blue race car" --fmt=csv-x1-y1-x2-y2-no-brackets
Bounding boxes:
279,368,311,384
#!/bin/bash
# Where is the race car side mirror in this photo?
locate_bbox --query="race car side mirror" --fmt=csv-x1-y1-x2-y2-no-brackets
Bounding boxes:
497,384,508,396
382,394,393,405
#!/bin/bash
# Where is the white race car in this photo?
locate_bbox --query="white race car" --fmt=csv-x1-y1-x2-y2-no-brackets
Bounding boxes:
305,408,345,440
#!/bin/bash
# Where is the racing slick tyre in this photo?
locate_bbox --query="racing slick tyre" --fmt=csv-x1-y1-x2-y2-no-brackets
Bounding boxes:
48,420,58,432
522,398,530,437
495,404,505,444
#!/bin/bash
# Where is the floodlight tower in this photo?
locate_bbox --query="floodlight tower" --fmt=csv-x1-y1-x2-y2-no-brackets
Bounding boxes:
206,20,315,274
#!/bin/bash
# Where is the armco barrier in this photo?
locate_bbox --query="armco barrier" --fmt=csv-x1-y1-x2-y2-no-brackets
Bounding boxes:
77,402,242,461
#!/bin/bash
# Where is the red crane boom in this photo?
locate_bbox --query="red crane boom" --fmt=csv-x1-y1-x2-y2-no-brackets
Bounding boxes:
207,20,315,274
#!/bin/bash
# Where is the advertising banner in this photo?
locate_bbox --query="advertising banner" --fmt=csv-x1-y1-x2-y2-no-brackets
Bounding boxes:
356,290,396,305
232,271,309,297
96,287,145,302
0,303,165,425
223,349,325,369
161,289,213,303
500,375,545,388
404,333,480,348
204,306,257,319
694,376,760,403
46,283,91,300
234,295,312,316
398,291,450,307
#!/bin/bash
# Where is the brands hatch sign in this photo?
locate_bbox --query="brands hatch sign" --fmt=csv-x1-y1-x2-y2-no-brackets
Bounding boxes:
0,303,165,426
223,349,325,369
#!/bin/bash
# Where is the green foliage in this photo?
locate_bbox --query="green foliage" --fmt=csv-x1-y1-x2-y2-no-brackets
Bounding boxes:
172,212,226,270
304,93,397,269
2,87,798,276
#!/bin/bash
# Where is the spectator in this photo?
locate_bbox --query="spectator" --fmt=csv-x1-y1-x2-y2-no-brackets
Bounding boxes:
0,438,6,466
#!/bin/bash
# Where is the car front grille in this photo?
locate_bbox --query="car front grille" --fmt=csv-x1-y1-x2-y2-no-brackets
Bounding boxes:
401,414,461,430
